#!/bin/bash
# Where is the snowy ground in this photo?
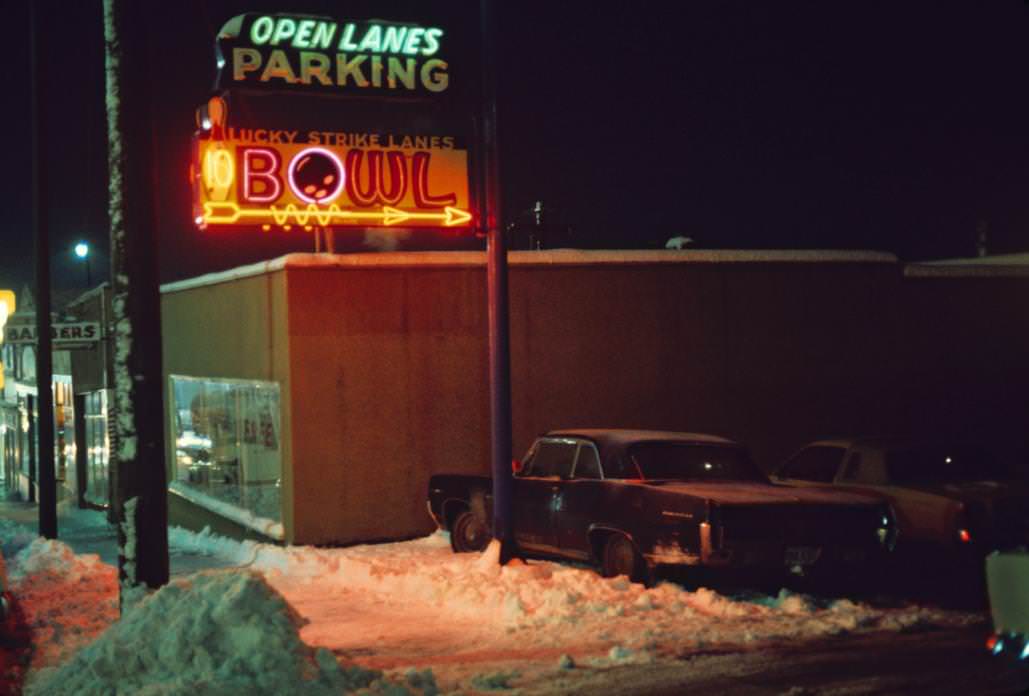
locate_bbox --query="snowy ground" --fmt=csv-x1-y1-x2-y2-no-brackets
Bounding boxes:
2,503,1026,695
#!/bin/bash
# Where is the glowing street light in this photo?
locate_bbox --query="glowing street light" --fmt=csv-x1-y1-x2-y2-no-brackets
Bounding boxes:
74,241,91,286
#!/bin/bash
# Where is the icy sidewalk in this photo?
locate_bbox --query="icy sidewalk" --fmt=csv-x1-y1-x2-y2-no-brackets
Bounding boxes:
0,500,242,577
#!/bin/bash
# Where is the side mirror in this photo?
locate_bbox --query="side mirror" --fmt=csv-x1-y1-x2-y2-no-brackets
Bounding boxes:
512,459,523,475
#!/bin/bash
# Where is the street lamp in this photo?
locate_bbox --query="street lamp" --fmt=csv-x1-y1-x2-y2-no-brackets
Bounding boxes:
74,241,91,286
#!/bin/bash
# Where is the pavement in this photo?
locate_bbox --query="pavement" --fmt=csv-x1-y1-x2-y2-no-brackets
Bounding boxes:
0,496,241,577
546,626,1029,696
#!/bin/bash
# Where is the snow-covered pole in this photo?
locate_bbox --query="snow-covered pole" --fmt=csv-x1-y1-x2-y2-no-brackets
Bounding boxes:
480,0,515,564
102,0,169,601
30,0,57,540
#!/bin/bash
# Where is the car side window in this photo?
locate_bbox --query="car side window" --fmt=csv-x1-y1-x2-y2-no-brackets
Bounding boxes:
782,446,845,483
604,454,641,479
573,444,602,479
840,452,862,481
526,440,577,478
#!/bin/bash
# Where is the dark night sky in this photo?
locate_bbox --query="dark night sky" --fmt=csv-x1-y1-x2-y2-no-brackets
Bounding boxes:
4,1,1029,296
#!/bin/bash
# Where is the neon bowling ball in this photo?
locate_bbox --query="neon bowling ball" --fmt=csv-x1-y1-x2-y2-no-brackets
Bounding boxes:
292,150,343,203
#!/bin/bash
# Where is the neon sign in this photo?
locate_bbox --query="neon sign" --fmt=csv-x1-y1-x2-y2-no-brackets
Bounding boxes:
215,14,449,95
192,130,471,231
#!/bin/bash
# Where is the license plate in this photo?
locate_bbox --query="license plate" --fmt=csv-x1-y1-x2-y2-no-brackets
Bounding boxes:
785,547,821,566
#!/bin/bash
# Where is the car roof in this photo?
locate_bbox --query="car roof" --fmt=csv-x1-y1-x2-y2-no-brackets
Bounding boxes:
805,438,865,450
804,437,975,452
544,429,739,450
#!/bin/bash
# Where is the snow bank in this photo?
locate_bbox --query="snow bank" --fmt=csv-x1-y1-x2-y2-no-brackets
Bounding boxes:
3,513,977,695
0,517,38,559
215,530,965,648
168,481,285,540
27,569,432,696
8,538,118,671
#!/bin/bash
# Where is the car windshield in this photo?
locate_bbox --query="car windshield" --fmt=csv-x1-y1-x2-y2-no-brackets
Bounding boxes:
886,445,1012,484
626,442,766,482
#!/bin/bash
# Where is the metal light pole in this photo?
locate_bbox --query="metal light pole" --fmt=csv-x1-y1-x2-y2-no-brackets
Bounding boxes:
75,242,91,287
31,0,57,540
480,0,514,564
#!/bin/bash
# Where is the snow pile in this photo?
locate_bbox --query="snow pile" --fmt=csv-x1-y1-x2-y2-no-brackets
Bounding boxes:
212,531,967,653
169,482,285,540
8,538,118,671
27,569,432,696
167,524,269,567
2,514,980,695
0,517,38,559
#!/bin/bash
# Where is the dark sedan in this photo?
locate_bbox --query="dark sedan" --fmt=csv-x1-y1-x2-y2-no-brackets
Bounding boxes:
428,429,896,583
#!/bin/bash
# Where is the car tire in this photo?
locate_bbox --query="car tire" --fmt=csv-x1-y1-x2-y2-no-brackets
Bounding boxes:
450,510,490,553
601,533,650,585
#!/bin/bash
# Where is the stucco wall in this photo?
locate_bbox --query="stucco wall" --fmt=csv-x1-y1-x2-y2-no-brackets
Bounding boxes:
897,272,1029,449
162,252,1029,546
285,261,488,544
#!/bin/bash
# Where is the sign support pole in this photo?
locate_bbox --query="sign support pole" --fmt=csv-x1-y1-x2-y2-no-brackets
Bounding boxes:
103,0,169,601
480,0,515,564
31,0,57,540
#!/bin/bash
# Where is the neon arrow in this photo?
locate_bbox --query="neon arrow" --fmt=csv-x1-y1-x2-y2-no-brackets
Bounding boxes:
202,202,473,227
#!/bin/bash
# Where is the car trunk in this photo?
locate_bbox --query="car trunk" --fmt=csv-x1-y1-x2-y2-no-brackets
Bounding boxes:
715,503,881,547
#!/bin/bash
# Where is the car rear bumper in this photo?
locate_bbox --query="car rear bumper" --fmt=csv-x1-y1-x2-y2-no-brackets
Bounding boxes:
646,522,885,570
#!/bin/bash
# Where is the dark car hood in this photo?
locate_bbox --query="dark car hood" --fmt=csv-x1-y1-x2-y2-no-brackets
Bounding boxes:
646,481,879,506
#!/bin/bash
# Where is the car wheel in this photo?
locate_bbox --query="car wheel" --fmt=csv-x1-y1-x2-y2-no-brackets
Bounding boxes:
601,533,649,584
450,510,490,553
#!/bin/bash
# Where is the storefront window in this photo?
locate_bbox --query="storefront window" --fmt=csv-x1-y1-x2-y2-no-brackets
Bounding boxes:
54,380,73,486
1,406,20,491
169,375,281,525
19,395,34,477
84,390,110,506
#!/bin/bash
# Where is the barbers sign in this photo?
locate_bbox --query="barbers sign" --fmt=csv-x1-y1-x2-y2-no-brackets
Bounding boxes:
5,322,101,346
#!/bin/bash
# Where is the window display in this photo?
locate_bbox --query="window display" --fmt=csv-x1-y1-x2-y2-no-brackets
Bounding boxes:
170,375,281,524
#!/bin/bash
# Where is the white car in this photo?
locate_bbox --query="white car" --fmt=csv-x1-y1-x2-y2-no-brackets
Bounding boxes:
772,439,1029,555
986,550,1029,662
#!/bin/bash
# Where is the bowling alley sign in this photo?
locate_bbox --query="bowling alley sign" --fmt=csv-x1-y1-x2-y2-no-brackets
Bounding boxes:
192,13,472,232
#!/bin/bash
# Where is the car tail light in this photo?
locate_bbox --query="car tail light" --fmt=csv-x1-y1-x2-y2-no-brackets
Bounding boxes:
987,634,1003,655
958,528,972,544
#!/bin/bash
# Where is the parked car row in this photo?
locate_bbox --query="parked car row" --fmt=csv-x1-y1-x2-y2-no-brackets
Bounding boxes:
428,429,899,585
428,429,1028,586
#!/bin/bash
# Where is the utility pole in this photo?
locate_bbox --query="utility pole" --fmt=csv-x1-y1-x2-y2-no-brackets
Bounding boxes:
31,0,57,540
103,0,169,600
480,0,515,564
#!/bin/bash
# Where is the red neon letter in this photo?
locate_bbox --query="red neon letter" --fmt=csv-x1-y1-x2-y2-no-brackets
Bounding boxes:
411,152,456,208
345,149,379,206
379,151,407,205
344,149,409,206
241,148,283,203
